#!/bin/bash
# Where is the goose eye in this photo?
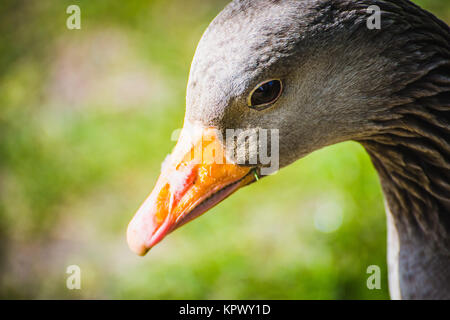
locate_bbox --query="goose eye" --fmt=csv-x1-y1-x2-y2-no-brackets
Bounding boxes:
248,79,283,109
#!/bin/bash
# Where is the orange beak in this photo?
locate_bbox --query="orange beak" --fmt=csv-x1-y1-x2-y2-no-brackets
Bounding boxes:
127,123,256,256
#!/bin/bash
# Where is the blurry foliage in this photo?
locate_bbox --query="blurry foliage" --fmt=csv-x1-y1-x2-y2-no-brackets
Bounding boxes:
0,0,449,299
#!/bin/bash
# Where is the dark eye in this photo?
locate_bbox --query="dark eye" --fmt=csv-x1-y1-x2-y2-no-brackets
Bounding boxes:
248,79,283,109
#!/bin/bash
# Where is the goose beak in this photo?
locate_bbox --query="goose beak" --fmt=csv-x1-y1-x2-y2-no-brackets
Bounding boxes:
127,123,256,256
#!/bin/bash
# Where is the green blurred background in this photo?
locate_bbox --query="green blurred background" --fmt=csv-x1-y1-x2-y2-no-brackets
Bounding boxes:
0,0,449,299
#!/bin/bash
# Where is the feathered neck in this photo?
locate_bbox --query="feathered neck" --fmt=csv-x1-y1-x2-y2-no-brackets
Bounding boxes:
358,6,450,297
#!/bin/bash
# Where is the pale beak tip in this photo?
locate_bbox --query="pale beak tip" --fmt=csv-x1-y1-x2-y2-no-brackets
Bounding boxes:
126,222,151,256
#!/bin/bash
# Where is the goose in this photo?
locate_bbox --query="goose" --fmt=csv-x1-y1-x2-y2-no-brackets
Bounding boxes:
126,0,450,299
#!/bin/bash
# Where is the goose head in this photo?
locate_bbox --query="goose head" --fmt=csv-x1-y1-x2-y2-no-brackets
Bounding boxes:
126,0,450,299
